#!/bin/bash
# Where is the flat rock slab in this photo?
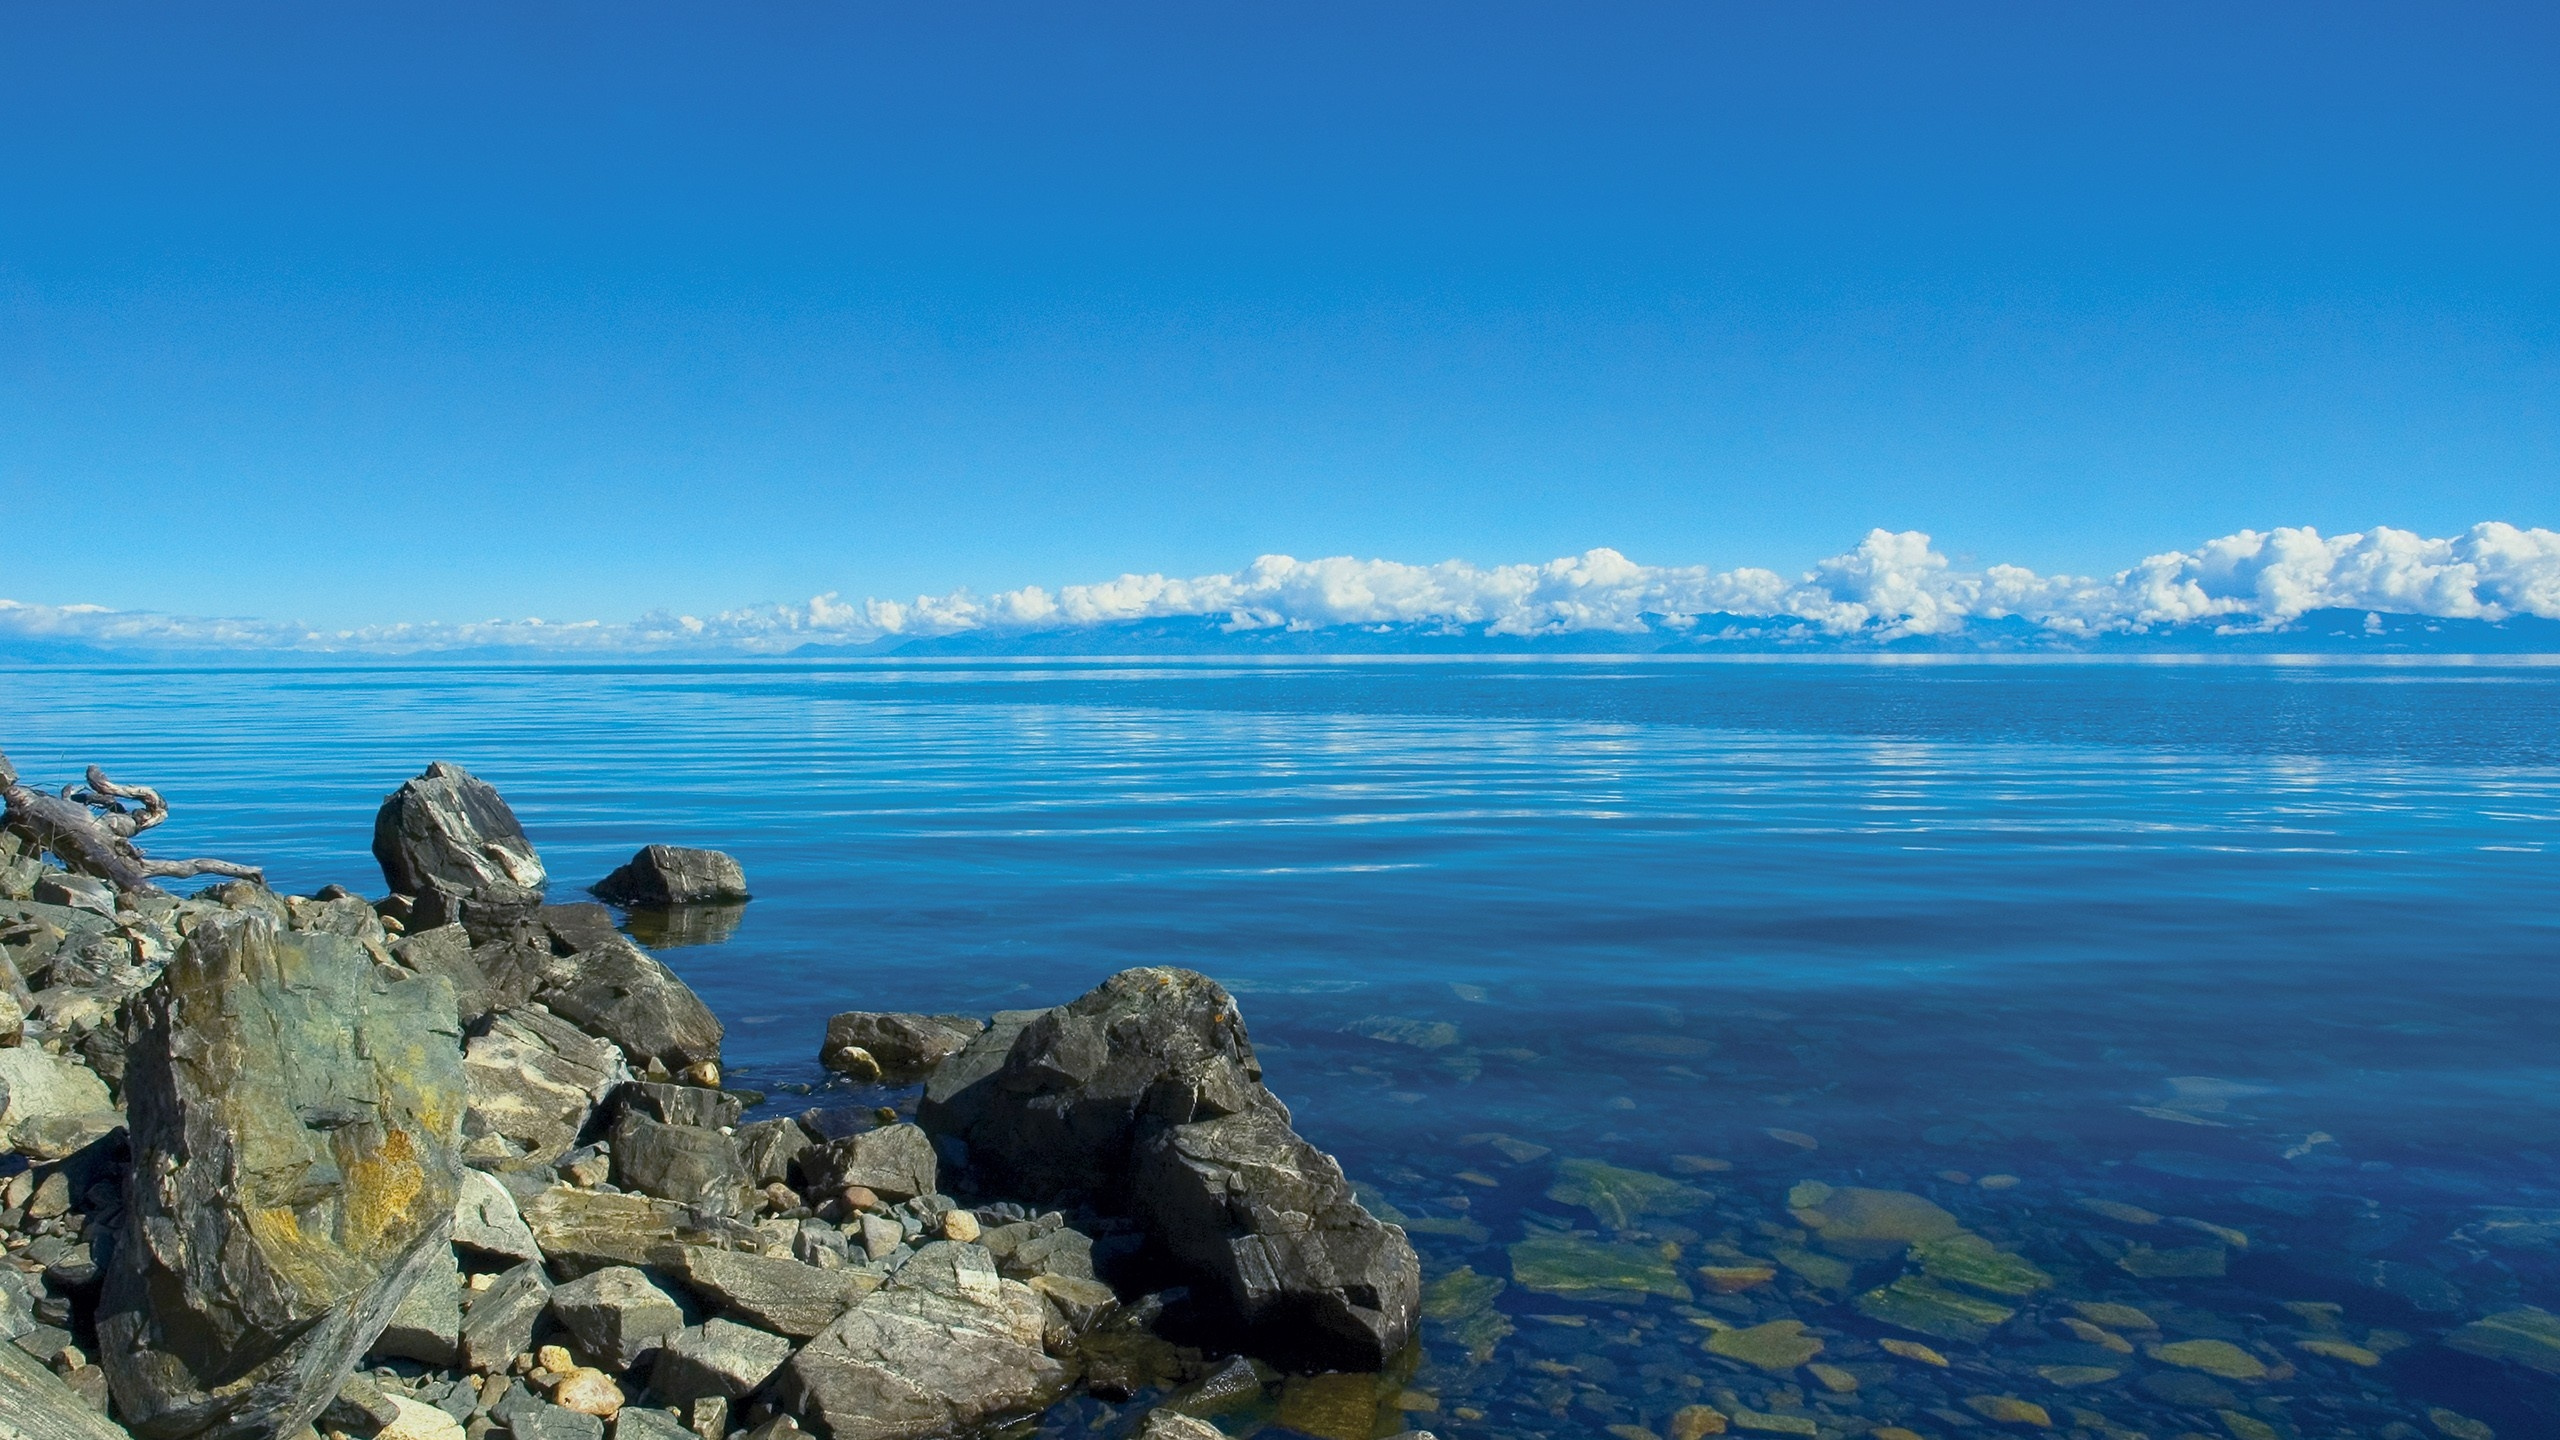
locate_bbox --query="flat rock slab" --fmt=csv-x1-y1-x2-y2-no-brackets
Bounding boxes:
673,1246,878,1339
773,1242,1069,1440
650,1319,794,1406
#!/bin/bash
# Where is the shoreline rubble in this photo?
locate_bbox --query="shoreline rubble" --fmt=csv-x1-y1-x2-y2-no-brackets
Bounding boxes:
0,755,1426,1440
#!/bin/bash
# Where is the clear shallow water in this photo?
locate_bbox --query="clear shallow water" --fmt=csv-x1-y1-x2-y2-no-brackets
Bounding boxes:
5,660,2557,1438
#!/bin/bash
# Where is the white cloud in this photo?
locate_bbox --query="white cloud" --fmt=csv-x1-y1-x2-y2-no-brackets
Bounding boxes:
5,522,2555,656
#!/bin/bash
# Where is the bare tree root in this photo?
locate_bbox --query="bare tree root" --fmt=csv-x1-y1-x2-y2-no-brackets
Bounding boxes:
1,750,263,899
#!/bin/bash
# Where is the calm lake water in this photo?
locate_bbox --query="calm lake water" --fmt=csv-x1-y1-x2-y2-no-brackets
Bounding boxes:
5,659,2557,1439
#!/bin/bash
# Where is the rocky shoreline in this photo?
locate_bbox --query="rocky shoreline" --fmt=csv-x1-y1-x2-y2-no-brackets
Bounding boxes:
0,755,1428,1440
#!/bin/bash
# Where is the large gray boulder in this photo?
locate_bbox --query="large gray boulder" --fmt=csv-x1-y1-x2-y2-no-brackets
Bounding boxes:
372,762,547,933
919,968,1418,1370
591,847,749,907
99,916,467,1440
770,1242,1069,1440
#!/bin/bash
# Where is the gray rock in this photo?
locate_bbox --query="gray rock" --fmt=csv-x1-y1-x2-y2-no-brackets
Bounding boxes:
918,967,1418,1371
916,971,1264,1206
1139,1413,1226,1440
590,848,749,908
804,1124,935,1204
612,1082,743,1132
1028,1274,1117,1332
549,1265,687,1372
770,1242,1069,1440
815,1014,984,1083
538,937,723,1074
608,1112,753,1217
0,1046,115,1147
1134,1104,1420,1371
611,1409,694,1440
375,1248,466,1366
99,915,466,1440
372,762,548,935
462,1006,630,1172
492,1388,603,1440
735,1118,812,1189
454,1169,545,1264
856,1213,902,1262
394,924,491,1025
538,904,625,957
647,1319,793,1406
0,1334,130,1440
460,1260,554,1373
670,1247,875,1339
516,1187,760,1279
32,874,114,918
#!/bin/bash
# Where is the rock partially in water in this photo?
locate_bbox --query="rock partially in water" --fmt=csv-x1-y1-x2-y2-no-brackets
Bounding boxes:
817,1013,985,1082
1133,1101,1422,1370
99,915,466,1440
772,1241,1070,1440
592,847,750,908
921,969,1419,1370
373,762,547,934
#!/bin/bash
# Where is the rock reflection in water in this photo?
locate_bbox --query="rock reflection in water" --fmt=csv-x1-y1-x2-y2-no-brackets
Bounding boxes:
624,901,747,948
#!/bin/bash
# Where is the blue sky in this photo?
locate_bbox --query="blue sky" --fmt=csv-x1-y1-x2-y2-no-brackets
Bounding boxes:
3,3,2554,630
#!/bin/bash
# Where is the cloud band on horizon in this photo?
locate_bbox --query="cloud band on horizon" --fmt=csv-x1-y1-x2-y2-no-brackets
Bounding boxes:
4,523,2556,656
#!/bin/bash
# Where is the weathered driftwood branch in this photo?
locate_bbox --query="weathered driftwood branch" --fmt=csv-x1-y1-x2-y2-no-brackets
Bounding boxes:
0,749,263,897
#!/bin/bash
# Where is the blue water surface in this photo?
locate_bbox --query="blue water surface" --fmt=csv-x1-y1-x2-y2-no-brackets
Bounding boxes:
4,659,2555,1437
